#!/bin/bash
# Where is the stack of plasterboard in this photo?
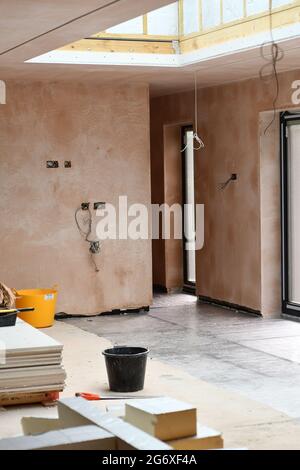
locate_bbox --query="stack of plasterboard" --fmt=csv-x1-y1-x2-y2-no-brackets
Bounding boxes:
0,319,65,398
125,397,224,450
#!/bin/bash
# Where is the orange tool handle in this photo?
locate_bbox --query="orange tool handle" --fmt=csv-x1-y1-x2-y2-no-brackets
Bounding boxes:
75,392,101,401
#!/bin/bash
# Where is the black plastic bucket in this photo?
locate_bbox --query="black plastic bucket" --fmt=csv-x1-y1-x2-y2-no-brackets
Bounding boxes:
102,346,149,393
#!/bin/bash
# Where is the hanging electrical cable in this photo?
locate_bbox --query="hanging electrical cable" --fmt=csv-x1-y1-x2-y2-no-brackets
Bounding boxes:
75,206,101,273
181,72,205,152
259,0,284,135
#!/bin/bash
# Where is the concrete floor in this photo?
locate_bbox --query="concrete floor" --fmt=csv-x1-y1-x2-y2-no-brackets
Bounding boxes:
62,294,300,419
5,318,300,449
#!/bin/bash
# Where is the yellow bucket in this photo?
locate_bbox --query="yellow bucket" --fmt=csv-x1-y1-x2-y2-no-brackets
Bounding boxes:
15,288,58,328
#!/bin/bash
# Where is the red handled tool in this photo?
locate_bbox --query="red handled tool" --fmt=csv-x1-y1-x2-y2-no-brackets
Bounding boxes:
75,392,159,401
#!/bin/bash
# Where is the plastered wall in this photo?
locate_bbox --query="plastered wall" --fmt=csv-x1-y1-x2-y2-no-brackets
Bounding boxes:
0,81,152,315
150,94,194,289
164,125,183,290
151,69,300,314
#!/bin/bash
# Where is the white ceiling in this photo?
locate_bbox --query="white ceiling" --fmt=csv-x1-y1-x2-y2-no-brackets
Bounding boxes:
0,1,172,69
1,1,300,96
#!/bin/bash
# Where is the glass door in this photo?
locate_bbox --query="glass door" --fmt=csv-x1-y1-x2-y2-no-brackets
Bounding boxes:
281,112,300,316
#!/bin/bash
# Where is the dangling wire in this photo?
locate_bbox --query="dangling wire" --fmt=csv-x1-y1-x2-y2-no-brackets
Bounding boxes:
259,0,284,135
181,72,205,152
75,207,101,273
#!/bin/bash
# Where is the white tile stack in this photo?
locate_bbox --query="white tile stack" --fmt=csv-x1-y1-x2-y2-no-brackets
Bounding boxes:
0,319,65,396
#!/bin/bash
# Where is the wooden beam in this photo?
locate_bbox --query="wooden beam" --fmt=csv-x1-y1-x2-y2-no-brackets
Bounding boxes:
143,15,148,35
61,2,300,56
199,0,203,33
0,390,60,407
220,0,223,25
61,38,175,55
181,3,300,53
178,0,184,37
243,0,247,19
90,32,178,41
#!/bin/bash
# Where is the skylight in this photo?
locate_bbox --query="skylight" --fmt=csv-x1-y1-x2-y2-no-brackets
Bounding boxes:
98,0,295,37
27,0,299,68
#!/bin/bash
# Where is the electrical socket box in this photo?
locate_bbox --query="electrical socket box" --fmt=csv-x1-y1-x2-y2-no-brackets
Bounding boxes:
81,203,90,211
94,202,106,210
46,161,59,168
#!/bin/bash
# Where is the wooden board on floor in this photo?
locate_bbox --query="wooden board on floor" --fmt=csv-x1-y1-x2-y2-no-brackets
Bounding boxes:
0,390,60,407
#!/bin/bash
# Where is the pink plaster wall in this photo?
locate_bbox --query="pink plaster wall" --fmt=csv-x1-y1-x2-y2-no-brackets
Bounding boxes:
0,81,152,315
260,112,282,316
151,69,300,314
150,93,194,289
164,125,183,290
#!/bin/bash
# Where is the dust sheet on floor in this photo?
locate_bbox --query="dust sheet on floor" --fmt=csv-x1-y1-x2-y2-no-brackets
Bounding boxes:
1,320,300,449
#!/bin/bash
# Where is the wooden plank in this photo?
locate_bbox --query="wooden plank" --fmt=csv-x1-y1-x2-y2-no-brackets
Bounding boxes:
61,38,175,55
91,32,179,40
0,390,60,407
181,4,300,53
143,15,148,35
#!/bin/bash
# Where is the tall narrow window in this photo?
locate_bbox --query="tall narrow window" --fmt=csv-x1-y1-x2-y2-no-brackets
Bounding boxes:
182,128,196,288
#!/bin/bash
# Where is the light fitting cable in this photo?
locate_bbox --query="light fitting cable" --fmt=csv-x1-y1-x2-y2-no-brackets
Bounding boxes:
181,72,205,152
259,0,284,134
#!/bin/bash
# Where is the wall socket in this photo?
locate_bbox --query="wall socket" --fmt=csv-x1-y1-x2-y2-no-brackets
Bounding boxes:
81,202,105,211
94,202,106,210
46,161,59,168
81,202,90,211
46,161,72,168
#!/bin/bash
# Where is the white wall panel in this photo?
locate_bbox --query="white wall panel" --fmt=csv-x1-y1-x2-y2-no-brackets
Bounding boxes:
247,0,293,17
246,0,269,16
106,0,295,37
148,2,179,35
107,16,143,35
202,0,221,29
223,0,244,23
272,0,294,8
183,0,199,35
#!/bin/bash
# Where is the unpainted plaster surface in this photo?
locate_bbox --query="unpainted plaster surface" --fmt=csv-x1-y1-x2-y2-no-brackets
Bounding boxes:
164,125,183,289
150,69,300,313
0,81,152,315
